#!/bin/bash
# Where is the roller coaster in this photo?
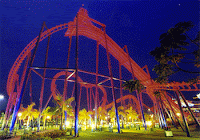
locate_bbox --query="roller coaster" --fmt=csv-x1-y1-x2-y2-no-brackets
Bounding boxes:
2,8,200,137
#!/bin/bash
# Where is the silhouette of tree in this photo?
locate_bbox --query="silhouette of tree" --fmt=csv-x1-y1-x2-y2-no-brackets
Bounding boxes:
150,21,200,83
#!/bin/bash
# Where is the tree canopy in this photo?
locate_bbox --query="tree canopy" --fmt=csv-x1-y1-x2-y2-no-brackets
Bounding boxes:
150,21,199,83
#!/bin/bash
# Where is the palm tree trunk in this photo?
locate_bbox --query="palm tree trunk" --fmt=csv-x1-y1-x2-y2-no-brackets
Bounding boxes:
85,118,87,129
137,92,147,130
60,107,63,130
122,116,124,129
27,117,30,129
44,118,46,130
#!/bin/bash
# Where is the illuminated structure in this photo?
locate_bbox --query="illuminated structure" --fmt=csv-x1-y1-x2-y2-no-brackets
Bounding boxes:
2,8,200,137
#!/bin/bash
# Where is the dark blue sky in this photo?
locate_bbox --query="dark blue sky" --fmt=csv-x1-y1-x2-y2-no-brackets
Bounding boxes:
0,0,199,111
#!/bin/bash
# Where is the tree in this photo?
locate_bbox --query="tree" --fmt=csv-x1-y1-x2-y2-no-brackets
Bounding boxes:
97,107,107,126
118,106,126,128
21,103,39,129
41,106,53,129
54,94,74,130
123,79,147,130
78,108,92,129
125,106,138,123
150,21,200,83
108,107,116,126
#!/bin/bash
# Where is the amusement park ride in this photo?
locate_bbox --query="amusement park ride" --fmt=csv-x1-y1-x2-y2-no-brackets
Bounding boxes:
1,7,200,137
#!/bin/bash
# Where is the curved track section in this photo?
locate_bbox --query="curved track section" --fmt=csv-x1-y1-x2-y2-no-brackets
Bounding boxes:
7,23,69,96
50,71,108,108
105,94,153,112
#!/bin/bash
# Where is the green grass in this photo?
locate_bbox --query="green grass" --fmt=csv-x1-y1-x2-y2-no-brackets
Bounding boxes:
2,125,200,140
57,127,200,140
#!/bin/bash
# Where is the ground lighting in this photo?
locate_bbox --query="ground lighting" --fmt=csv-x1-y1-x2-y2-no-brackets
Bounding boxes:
17,112,22,117
0,95,4,100
65,121,70,127
146,121,152,126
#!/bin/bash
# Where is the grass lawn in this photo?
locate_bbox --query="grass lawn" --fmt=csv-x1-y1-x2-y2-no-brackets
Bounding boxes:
3,125,200,140
58,127,200,140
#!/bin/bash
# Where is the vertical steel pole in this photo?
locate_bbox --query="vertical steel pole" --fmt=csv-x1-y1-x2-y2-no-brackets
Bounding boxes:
74,14,79,137
4,53,31,130
86,87,89,111
43,93,53,112
29,74,33,103
156,98,164,128
90,87,92,111
1,93,15,130
178,91,200,127
9,22,45,132
95,42,99,130
175,91,191,137
159,96,167,127
119,63,123,106
138,91,147,129
162,92,185,131
124,45,146,129
119,63,124,129
63,36,72,100
103,27,121,133
163,104,177,128
38,26,51,131
6,53,28,130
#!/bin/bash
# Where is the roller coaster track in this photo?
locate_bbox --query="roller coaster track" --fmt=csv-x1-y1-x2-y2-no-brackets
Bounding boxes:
6,8,199,116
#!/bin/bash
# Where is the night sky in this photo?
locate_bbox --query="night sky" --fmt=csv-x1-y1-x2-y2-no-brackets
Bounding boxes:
0,0,199,111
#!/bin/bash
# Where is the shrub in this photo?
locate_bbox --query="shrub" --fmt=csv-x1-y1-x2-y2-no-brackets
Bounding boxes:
20,129,70,140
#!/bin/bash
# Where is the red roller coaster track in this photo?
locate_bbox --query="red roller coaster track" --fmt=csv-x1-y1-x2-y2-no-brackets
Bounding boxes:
4,7,200,133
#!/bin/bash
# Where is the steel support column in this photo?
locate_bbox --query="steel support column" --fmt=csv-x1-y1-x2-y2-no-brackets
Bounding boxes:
175,91,191,137
162,92,184,131
74,14,79,137
103,27,121,133
38,24,51,131
178,91,200,127
9,22,45,132
95,42,99,130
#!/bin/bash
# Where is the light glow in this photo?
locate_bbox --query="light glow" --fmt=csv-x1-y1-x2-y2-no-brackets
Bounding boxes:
0,95,4,100
197,93,200,99
91,123,95,129
146,121,152,126
65,121,70,127
17,112,22,117
176,113,181,117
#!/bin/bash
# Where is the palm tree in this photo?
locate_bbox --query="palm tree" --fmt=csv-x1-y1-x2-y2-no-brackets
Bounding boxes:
123,79,147,130
97,107,107,126
41,106,53,129
118,106,126,128
78,109,92,130
108,107,116,126
21,103,39,129
125,106,138,124
54,95,74,130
